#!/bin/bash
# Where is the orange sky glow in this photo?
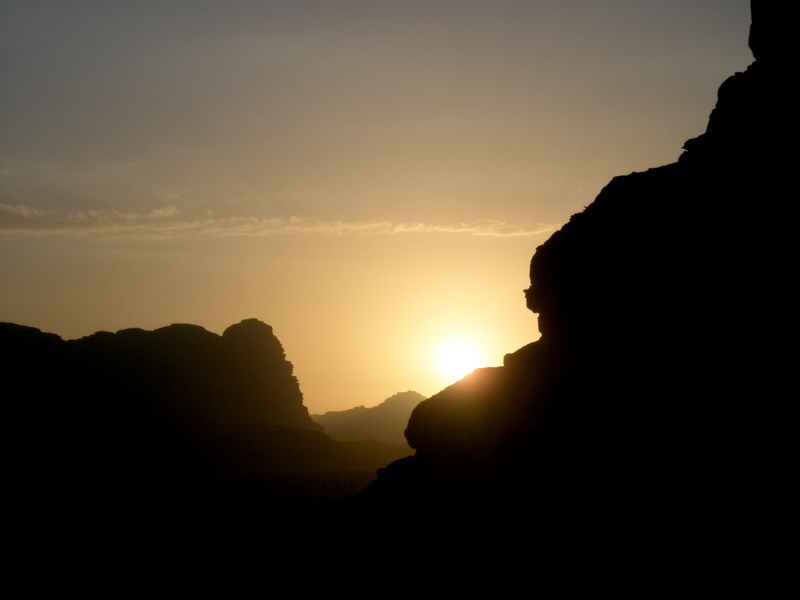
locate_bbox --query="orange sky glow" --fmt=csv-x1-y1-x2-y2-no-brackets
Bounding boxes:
0,1,752,412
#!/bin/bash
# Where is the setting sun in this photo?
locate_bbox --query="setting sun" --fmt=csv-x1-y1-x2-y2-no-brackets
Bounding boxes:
436,336,485,382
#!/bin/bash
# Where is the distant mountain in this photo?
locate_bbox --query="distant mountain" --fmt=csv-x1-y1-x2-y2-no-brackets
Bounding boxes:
312,391,425,444
2,319,412,511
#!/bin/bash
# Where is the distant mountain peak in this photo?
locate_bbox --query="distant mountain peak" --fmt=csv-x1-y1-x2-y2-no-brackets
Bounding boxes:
312,391,425,444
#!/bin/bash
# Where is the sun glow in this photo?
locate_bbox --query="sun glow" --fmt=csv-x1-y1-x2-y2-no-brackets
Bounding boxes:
436,336,485,382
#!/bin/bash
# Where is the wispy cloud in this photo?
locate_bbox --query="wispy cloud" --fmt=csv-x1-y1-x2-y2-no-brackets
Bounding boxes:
0,205,555,239
0,203,49,218
69,206,182,224
390,221,555,237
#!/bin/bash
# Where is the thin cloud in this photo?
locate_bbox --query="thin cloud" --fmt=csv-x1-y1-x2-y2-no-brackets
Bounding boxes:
0,206,555,239
0,203,49,218
391,221,556,237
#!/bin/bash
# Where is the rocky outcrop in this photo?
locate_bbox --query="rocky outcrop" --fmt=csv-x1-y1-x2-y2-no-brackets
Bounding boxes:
5,319,421,511
312,391,424,444
361,2,794,523
6,318,422,515
220,319,319,428
53,318,321,432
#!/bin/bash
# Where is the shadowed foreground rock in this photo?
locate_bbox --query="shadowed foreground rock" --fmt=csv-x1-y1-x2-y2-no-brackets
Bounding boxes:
359,2,794,530
4,318,412,514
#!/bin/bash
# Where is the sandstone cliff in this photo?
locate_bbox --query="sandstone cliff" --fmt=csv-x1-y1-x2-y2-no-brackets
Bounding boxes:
361,2,793,530
3,319,412,510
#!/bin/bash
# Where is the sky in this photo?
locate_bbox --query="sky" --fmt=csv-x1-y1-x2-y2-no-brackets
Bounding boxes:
1,1,753,413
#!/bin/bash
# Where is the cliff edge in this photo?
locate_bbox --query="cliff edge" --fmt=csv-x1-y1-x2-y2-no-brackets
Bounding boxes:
360,2,794,529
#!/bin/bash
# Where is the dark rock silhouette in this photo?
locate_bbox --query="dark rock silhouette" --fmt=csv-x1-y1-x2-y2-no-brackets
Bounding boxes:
360,1,793,529
60,319,319,432
2,319,411,512
220,319,320,428
312,391,424,444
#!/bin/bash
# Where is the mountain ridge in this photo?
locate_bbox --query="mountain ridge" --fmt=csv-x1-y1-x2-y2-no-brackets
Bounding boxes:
3,318,413,509
312,390,424,444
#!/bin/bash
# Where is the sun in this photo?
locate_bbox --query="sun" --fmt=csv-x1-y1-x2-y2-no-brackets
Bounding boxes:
436,336,485,382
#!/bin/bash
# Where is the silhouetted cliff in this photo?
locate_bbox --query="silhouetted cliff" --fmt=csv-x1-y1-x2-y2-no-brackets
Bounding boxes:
361,2,793,531
3,319,411,511
58,319,320,431
312,391,424,444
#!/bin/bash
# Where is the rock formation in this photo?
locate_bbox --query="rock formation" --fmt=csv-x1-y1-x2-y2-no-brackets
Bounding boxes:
360,1,793,529
57,318,321,432
3,318,412,512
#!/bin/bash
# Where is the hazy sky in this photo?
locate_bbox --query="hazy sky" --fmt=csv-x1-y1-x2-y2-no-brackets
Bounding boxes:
1,1,752,412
